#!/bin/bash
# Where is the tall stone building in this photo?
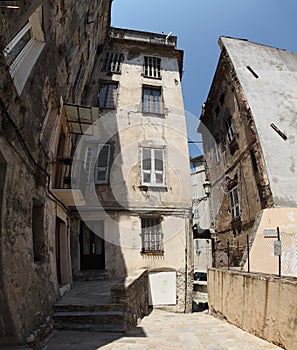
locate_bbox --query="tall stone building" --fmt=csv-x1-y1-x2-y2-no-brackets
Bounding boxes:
199,37,297,271
64,27,193,312
0,0,112,345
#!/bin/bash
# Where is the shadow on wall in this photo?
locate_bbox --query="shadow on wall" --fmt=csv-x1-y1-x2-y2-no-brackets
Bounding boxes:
0,150,17,343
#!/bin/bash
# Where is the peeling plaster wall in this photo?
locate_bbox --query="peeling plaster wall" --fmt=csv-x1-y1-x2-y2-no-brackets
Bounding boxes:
199,48,270,267
220,37,297,207
78,33,193,311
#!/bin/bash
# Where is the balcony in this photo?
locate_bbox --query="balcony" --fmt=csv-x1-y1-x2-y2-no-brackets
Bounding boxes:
110,27,177,47
51,103,101,207
52,157,87,207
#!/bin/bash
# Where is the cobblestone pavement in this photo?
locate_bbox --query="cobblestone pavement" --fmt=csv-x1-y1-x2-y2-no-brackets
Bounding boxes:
42,309,282,350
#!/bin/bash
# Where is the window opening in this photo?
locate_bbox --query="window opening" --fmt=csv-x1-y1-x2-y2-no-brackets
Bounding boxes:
144,56,161,78
102,52,124,73
141,217,163,253
142,147,164,186
226,117,235,142
32,199,45,262
229,186,240,219
84,144,110,184
142,87,163,114
98,83,117,109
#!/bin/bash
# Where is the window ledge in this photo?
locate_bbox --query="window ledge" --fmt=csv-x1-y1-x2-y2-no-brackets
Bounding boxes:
142,112,166,118
143,75,162,80
139,185,168,192
140,251,164,256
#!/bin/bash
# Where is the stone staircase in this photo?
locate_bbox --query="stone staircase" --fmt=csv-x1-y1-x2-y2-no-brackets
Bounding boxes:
53,271,127,332
53,305,127,332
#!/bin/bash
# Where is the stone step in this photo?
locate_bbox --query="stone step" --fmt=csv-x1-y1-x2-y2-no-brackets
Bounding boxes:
53,310,125,326
53,303,126,313
74,270,110,281
53,323,126,333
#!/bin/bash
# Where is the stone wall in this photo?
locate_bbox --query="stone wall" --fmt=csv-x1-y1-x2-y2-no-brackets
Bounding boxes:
208,268,297,350
0,0,112,344
111,269,149,329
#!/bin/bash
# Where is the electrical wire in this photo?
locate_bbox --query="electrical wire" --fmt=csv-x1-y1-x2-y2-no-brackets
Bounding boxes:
0,97,69,213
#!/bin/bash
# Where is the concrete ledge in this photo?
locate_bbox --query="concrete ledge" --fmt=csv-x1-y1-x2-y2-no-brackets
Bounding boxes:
208,268,297,350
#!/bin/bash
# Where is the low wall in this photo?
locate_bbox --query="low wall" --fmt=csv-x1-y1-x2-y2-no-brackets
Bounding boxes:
208,268,297,350
111,269,149,330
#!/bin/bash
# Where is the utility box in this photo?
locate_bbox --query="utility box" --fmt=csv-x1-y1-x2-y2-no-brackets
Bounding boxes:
148,271,176,305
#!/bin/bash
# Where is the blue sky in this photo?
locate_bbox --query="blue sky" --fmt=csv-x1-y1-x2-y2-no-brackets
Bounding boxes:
111,0,297,157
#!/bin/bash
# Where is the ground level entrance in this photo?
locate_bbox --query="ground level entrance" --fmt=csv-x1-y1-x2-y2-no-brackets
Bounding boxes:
80,221,105,270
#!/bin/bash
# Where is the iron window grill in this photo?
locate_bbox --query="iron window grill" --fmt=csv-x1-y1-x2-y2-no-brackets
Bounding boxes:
144,56,161,78
141,217,163,253
102,52,124,73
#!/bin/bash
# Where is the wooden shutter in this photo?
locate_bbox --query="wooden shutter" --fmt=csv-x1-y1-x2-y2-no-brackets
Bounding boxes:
95,144,110,184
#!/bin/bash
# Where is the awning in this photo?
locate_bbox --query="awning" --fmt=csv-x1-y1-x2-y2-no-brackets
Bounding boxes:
64,103,99,135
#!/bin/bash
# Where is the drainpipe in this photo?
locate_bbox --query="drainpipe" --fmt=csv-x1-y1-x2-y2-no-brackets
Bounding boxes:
184,210,189,313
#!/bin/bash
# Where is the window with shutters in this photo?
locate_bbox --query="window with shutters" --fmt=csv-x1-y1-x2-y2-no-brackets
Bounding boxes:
84,144,110,184
3,5,45,94
141,217,163,254
102,52,124,73
142,87,163,114
141,147,164,186
226,116,235,143
143,56,161,78
98,83,117,109
214,138,221,163
229,186,240,219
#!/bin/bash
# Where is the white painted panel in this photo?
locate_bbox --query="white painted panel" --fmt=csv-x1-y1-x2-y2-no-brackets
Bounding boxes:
148,271,176,305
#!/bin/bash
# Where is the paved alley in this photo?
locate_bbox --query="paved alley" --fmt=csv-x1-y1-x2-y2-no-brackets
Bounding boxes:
42,309,282,350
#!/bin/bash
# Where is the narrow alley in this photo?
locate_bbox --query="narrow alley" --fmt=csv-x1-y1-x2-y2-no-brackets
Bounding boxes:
42,309,282,350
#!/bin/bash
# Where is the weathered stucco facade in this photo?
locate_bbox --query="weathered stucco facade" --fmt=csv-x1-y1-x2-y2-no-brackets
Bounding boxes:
199,37,297,269
67,27,193,312
0,0,112,344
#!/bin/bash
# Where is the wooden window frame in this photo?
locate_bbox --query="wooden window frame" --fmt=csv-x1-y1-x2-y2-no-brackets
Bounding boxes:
142,86,163,114
226,117,235,143
3,6,45,94
141,147,165,186
229,186,240,219
98,82,118,109
84,143,111,184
